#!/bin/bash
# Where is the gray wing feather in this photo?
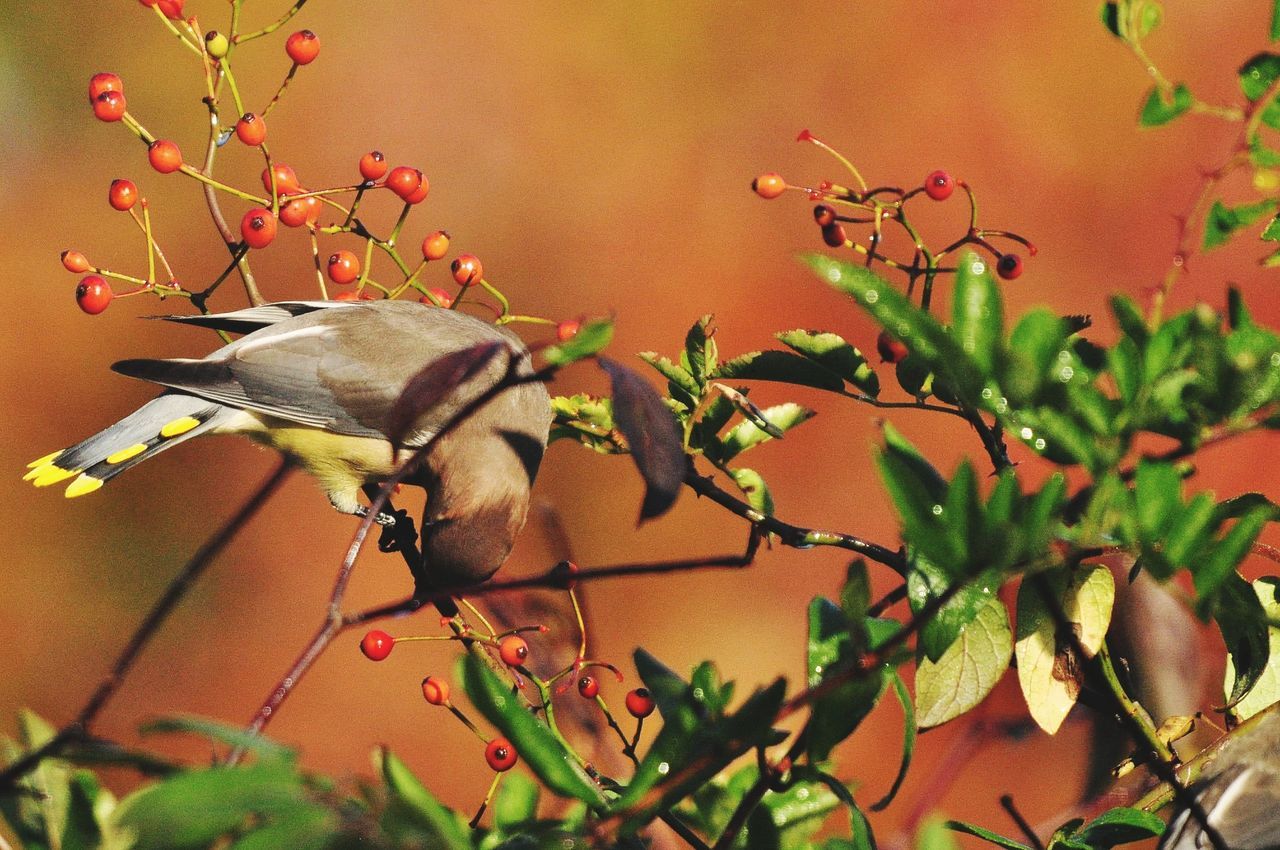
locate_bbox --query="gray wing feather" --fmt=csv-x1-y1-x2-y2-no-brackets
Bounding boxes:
153,301,340,334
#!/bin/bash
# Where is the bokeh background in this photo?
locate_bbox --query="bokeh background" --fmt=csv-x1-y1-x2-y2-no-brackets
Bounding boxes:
3,1,1279,845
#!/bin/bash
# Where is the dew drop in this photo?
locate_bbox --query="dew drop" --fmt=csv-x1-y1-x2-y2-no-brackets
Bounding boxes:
931,504,943,516
981,387,993,400
865,289,880,304
658,762,670,775
1034,438,1047,451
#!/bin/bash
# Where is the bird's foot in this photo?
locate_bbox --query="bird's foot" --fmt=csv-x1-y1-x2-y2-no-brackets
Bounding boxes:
354,504,400,527
376,509,416,553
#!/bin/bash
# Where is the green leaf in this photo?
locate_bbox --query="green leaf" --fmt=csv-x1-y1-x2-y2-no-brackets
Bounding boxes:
1075,807,1165,847
637,351,700,405
952,254,1003,375
1134,460,1181,539
460,655,606,806
494,771,540,831
1193,506,1273,601
1204,199,1279,250
728,467,775,517
1139,83,1192,127
1226,577,1280,718
803,253,985,399
713,402,815,462
377,748,471,849
62,771,107,850
543,316,614,366
1264,215,1280,242
1015,566,1115,735
634,648,690,720
1099,2,1123,38
140,716,295,764
1240,53,1280,129
684,315,717,387
946,820,1034,850
228,808,338,850
869,672,916,811
1272,0,1280,40
1003,309,1068,404
712,350,847,392
878,451,960,571
777,329,880,396
807,599,889,761
909,563,1002,662
111,763,309,850
915,596,1012,728
918,817,963,850
745,775,841,850
1214,571,1271,707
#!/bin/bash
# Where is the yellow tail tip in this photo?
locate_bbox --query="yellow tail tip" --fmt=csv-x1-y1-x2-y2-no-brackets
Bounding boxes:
26,450,63,469
65,475,104,498
160,416,201,438
106,443,148,465
32,466,80,487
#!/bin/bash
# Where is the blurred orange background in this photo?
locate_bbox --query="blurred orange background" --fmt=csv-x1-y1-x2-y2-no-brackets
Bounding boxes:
3,1,1280,845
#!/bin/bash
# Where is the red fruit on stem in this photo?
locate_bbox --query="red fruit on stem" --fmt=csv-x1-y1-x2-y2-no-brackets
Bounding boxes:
556,320,580,341
360,630,394,660
359,150,387,182
419,288,453,308
93,90,126,122
625,688,655,718
147,140,182,174
261,163,302,195
88,73,122,102
923,170,954,201
450,254,483,286
327,250,360,285
821,222,847,248
813,204,837,226
61,250,90,273
997,253,1024,280
385,166,422,201
752,172,786,199
403,176,430,205
577,675,600,699
75,276,113,315
156,0,184,20
279,196,320,228
240,207,277,249
876,330,909,364
796,128,816,142
235,113,267,146
485,737,518,772
109,179,138,212
421,676,449,705
421,230,450,261
285,30,320,65
333,291,374,301
498,635,529,667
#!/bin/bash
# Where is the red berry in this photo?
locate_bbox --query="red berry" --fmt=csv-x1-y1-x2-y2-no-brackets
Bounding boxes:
156,0,184,20
876,330,909,364
625,688,655,718
240,207,277,249
923,170,954,201
421,676,449,705
484,737,518,772
93,90,126,122
109,179,138,212
359,151,388,182
360,630,394,661
261,163,302,196
61,250,90,273
556,320,580,341
813,204,837,227
419,288,453,308
450,254,483,286
75,276,113,315
421,230,450,261
235,113,267,146
498,635,528,667
327,250,361,285
577,675,600,699
997,253,1024,280
821,222,847,248
752,173,786,199
403,176,430,205
333,291,374,301
88,72,122,102
147,139,182,174
279,195,320,228
385,166,422,201
286,30,320,65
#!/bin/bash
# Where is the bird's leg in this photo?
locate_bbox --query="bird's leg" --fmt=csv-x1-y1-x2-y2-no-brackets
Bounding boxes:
352,504,399,527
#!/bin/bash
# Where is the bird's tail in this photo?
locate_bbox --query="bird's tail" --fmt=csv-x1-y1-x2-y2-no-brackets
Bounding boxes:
23,393,231,497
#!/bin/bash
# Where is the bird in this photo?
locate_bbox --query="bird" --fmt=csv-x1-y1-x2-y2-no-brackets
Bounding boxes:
24,300,552,585
1158,707,1280,850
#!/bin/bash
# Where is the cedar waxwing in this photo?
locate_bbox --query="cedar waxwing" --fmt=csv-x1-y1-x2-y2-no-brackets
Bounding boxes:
24,300,552,584
1158,708,1280,850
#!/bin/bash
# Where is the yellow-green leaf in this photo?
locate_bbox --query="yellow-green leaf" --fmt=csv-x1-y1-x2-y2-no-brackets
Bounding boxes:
1225,577,1280,719
915,596,1012,728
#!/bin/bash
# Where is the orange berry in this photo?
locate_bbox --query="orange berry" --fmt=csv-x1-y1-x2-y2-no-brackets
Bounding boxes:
625,687,655,718
556,320,580,341
93,90,126,122
419,288,453,308
498,635,528,667
360,630,393,661
108,179,138,212
327,250,361,285
235,113,267,146
240,207,277,249
485,737,518,772
285,30,320,65
156,0,184,20
421,230,450,261
752,172,786,199
385,166,422,201
333,291,374,301
261,163,302,196
76,276,113,315
147,139,182,174
421,676,449,705
279,195,320,228
61,250,91,273
88,73,122,102
450,253,483,286
359,150,387,182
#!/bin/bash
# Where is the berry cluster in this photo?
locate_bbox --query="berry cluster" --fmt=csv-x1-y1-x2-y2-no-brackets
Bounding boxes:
356,565,656,824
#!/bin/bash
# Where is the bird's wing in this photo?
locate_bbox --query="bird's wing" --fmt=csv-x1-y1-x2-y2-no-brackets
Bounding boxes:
153,301,339,334
113,301,521,440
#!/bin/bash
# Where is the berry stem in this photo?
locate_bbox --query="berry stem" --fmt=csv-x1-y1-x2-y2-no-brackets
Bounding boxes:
389,258,429,300
307,228,330,299
219,59,248,119
261,64,299,120
149,3,203,57
477,279,510,318
178,163,268,205
470,772,503,829
235,0,310,43
142,201,157,285
127,207,176,283
496,314,558,327
800,134,869,193
387,202,412,248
